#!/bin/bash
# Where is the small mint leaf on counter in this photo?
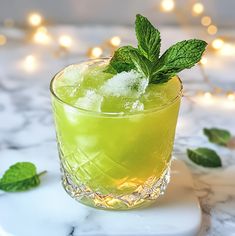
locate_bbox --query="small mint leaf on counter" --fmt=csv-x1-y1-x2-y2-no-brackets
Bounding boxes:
187,148,222,168
0,162,47,192
135,14,161,62
203,128,232,146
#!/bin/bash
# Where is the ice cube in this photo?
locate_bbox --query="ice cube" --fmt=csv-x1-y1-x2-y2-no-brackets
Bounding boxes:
63,104,80,124
74,90,103,112
101,70,149,98
124,100,144,112
57,64,88,87
55,86,81,102
130,100,144,112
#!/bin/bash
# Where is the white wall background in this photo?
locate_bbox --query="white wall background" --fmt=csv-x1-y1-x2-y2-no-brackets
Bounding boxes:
0,0,234,27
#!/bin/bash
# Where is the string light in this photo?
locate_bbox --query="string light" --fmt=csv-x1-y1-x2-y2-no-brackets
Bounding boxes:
207,25,217,35
200,56,208,65
58,35,73,49
211,38,224,50
109,36,121,47
28,12,42,27
204,92,212,99
219,43,235,56
87,47,103,59
192,3,204,15
0,34,7,46
23,55,38,72
227,92,235,101
160,0,175,12
33,27,51,44
201,16,211,26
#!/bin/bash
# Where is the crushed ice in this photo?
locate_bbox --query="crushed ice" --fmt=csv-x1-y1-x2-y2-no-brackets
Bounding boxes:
101,70,149,98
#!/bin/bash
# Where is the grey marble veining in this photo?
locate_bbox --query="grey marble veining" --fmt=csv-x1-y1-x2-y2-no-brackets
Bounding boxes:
0,26,235,236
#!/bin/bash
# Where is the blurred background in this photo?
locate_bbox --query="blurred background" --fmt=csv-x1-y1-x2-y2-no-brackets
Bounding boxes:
1,0,234,92
0,0,235,27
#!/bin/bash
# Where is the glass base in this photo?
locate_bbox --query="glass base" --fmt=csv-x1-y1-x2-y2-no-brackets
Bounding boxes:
61,164,171,210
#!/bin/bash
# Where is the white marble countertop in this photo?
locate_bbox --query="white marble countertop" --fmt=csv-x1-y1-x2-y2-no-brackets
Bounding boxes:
0,25,235,236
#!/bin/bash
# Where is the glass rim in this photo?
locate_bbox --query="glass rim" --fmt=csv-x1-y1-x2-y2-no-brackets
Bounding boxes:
50,58,183,117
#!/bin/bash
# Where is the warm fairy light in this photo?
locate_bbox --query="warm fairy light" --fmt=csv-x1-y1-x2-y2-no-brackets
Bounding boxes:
160,0,175,12
58,35,73,49
219,43,235,56
196,92,235,109
212,38,224,50
88,47,103,58
28,12,43,27
207,25,218,35
204,92,212,99
23,55,38,72
33,27,51,44
195,91,214,106
0,34,7,46
201,16,211,26
192,3,204,15
200,56,208,65
109,36,121,47
227,92,235,101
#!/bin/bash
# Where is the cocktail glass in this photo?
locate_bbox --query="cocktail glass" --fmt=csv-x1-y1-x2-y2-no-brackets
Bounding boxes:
50,58,182,210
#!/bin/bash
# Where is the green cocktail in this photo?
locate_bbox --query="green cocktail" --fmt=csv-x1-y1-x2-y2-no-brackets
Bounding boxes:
50,14,206,210
51,59,182,209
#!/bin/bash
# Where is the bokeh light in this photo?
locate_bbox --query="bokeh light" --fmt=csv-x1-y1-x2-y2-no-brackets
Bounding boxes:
28,12,43,27
58,35,73,49
192,3,204,15
212,38,224,50
201,16,212,26
207,25,218,35
160,0,175,12
109,36,121,47
0,34,7,46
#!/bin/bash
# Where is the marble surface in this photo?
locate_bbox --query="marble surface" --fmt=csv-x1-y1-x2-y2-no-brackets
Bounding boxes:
0,160,201,236
0,25,235,236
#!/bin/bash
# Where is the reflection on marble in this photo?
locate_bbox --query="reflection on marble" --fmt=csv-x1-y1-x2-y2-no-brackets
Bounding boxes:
0,26,235,236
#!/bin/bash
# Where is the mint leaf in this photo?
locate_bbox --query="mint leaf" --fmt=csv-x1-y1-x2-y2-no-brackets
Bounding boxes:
203,128,232,146
128,50,151,77
0,162,46,192
106,14,207,84
105,46,137,74
135,14,161,62
151,39,207,83
187,148,222,168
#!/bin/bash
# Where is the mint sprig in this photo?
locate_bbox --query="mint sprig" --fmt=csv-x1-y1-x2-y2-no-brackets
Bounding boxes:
0,162,46,192
106,14,207,84
105,46,137,74
151,39,207,83
135,14,161,62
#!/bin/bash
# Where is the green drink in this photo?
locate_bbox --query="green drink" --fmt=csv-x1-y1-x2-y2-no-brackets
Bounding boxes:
51,59,181,209
50,14,206,210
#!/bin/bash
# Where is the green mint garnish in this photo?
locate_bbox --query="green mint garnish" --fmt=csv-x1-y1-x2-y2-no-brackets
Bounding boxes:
105,46,137,74
187,148,222,168
106,14,207,84
203,128,232,146
135,14,161,62
0,162,46,192
151,39,207,83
